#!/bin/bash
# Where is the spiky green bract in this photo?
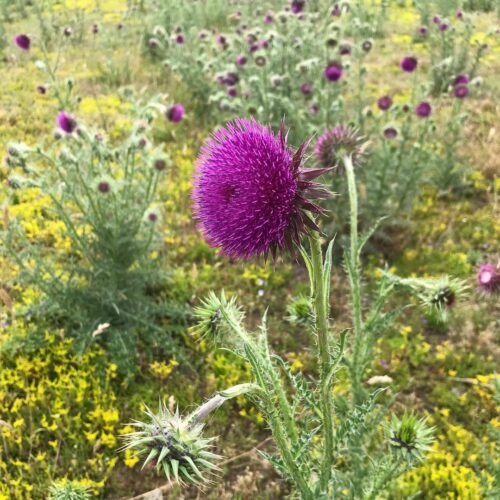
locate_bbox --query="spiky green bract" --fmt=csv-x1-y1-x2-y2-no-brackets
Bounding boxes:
121,402,221,485
190,290,244,345
49,480,91,500
386,413,435,464
382,272,467,322
286,295,314,327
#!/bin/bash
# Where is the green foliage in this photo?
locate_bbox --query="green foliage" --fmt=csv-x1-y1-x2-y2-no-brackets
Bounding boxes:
2,100,188,376
49,480,92,500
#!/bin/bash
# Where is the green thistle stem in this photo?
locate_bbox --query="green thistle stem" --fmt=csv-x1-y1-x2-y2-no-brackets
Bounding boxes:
344,155,365,405
308,232,334,492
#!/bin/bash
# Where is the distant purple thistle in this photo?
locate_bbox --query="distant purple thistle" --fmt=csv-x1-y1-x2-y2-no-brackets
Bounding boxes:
432,16,441,24
454,74,469,85
14,34,31,51
300,82,313,95
415,101,432,118
236,55,247,65
339,44,351,56
192,118,331,259
439,23,449,32
315,126,368,174
92,24,99,34
166,104,184,123
264,14,273,24
260,39,269,49
57,111,77,134
324,61,343,82
477,263,499,293
331,5,341,16
383,127,398,139
454,84,469,99
227,87,237,97
456,10,463,19
175,34,185,44
291,0,304,14
400,56,417,72
377,95,392,111
37,85,47,95
98,181,110,193
362,40,373,52
154,159,166,171
309,103,319,114
147,212,158,222
418,26,428,35
216,35,226,45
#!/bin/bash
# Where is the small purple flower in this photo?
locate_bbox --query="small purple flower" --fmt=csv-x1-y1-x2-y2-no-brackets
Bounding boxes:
236,55,247,65
154,159,166,171
92,24,99,34
400,56,417,72
264,14,273,24
192,118,330,259
57,111,77,134
383,127,398,139
175,34,185,44
418,26,428,35
291,0,305,14
477,263,499,293
166,104,185,123
227,87,237,97
259,39,269,49
432,15,441,24
362,40,373,52
147,212,158,222
249,44,259,53
98,181,110,193
14,34,31,51
415,101,432,118
300,82,313,95
377,95,392,111
454,84,469,99
454,74,469,85
216,35,226,45
456,10,463,19
339,43,351,56
309,103,320,114
331,4,341,16
439,23,449,32
324,61,343,82
37,85,47,95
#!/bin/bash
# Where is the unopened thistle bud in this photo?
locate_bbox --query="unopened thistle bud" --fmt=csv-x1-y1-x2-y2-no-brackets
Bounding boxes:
386,413,434,463
121,402,220,485
286,295,314,327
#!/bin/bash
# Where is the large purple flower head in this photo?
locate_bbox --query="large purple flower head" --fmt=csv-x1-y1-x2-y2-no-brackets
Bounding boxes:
315,126,368,174
192,119,330,259
14,34,31,51
57,111,77,134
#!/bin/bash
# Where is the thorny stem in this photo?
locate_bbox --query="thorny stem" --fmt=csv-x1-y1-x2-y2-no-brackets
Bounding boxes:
344,155,365,405
308,232,335,493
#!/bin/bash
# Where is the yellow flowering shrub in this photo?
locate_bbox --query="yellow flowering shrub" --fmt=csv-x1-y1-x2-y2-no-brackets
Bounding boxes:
0,324,121,498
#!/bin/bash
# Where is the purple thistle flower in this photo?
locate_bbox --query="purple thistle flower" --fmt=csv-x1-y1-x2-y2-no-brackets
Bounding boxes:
259,39,269,49
454,74,469,85
377,95,392,111
300,82,313,95
439,23,449,32
454,84,469,99
291,0,305,14
147,212,158,222
315,126,368,173
57,111,77,134
456,10,463,19
14,34,31,51
236,55,247,65
227,87,237,97
362,40,373,52
324,61,343,82
216,35,226,45
98,181,110,193
166,104,185,123
331,5,341,17
432,15,441,24
37,85,47,95
400,56,417,72
309,103,320,114
418,26,428,35
154,159,166,171
92,24,99,34
415,101,432,118
383,127,398,139
175,34,185,44
264,14,273,24
192,118,331,259
477,263,499,293
339,43,351,56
